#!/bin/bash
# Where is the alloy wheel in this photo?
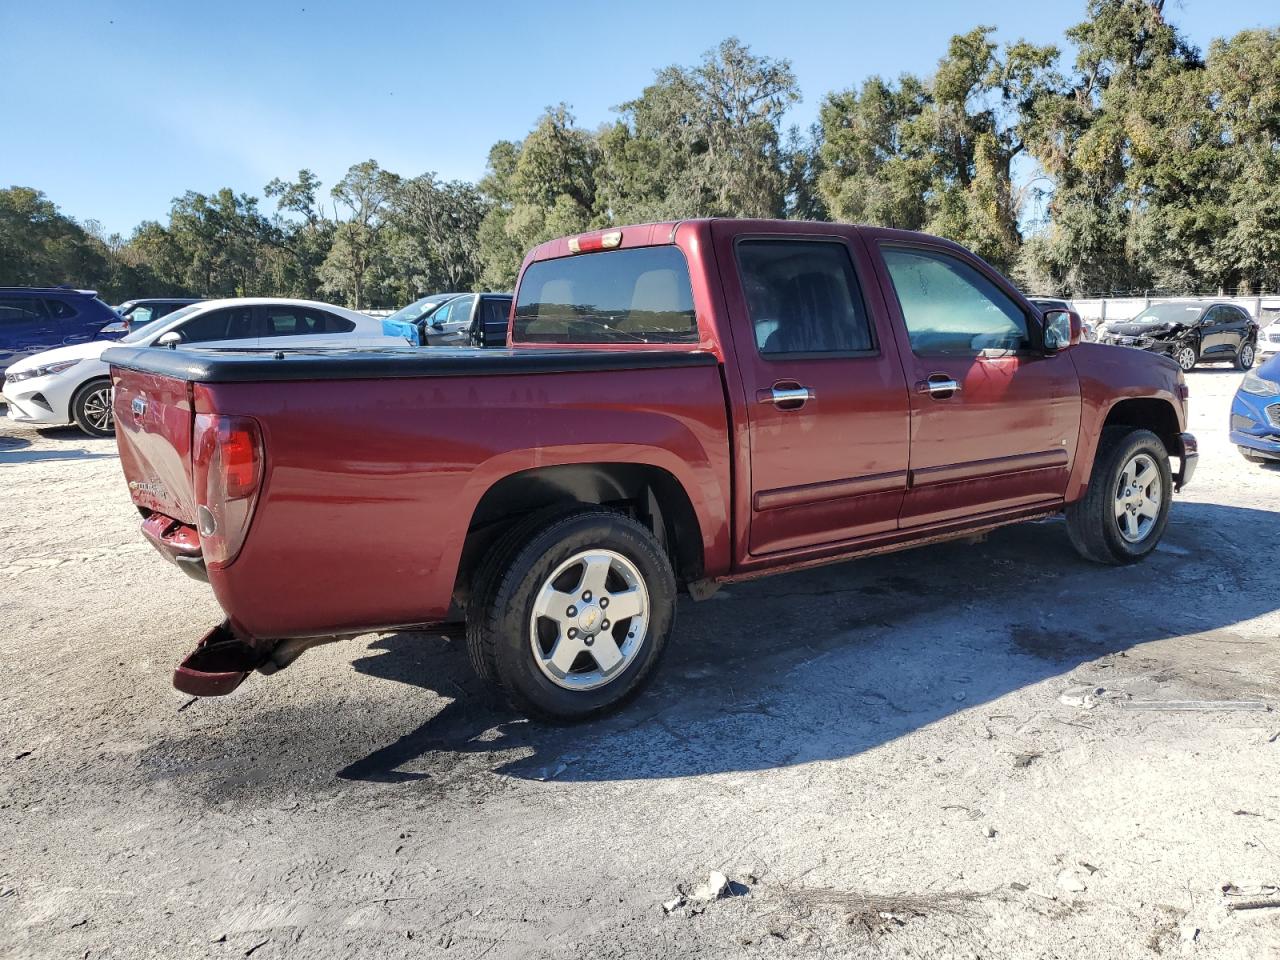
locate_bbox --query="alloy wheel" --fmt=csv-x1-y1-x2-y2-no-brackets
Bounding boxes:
1176,346,1196,372
529,549,649,691
82,387,113,432
1114,452,1162,544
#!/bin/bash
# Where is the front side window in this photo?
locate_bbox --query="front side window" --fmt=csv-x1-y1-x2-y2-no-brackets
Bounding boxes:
441,295,475,326
881,246,1029,355
128,305,155,326
513,246,697,344
177,306,254,344
735,239,874,356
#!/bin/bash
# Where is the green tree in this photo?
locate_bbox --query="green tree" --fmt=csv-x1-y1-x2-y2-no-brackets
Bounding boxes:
388,174,491,295
476,107,600,289
319,160,400,308
264,169,334,299
819,28,1060,272
598,37,800,221
0,187,109,290
1019,0,1202,294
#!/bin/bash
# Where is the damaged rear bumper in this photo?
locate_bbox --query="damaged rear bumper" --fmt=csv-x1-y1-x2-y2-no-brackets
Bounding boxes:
174,623,344,698
140,512,207,582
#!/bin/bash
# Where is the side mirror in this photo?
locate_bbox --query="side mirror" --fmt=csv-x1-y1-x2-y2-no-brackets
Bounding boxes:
156,330,183,349
1042,309,1079,352
100,321,128,337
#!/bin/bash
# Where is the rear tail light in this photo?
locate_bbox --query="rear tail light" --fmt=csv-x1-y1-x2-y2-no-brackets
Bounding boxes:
192,414,263,567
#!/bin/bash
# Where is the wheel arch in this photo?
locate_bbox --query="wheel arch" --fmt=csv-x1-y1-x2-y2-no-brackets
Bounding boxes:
453,462,706,606
70,374,113,423
1101,397,1182,457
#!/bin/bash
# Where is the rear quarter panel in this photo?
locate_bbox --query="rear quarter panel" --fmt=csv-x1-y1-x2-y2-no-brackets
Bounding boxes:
197,365,731,639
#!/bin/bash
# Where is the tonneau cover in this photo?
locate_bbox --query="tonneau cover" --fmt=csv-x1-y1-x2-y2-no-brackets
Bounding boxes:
102,345,718,383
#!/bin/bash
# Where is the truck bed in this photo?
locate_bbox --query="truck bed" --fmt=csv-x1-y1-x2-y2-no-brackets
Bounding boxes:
105,343,733,639
102,345,719,382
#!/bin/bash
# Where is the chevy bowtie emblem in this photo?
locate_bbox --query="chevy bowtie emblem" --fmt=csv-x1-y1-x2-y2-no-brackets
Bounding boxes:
132,396,148,416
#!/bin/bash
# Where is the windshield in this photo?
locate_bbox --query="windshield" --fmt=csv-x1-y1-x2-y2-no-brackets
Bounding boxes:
384,295,455,326
121,303,202,343
1132,304,1203,325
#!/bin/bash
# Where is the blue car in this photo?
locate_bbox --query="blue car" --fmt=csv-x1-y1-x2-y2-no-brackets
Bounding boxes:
0,287,125,379
1230,353,1280,463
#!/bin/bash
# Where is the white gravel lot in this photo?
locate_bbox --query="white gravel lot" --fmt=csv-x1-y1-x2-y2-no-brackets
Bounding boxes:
1,366,1278,960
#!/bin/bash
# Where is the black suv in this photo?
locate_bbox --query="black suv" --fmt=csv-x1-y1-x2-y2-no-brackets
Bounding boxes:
1100,301,1259,372
422,293,513,347
0,287,123,377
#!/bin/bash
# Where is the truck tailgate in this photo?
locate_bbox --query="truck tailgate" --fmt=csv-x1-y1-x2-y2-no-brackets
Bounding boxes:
111,367,198,524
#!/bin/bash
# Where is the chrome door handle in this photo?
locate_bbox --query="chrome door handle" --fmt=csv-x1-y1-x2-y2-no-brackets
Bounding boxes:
759,385,815,406
917,378,961,396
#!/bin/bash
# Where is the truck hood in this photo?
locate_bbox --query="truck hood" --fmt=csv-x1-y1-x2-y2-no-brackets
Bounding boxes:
6,339,110,375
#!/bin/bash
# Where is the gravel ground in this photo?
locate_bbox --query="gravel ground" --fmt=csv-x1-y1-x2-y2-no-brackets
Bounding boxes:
2,367,1278,960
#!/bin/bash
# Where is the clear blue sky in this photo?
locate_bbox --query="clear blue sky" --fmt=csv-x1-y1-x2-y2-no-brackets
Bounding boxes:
2,0,1274,236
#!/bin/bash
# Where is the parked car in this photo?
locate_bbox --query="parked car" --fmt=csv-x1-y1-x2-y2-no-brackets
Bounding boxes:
115,298,205,330
105,219,1196,719
1029,297,1094,341
5,298,413,437
1230,353,1280,464
1099,301,1258,372
0,287,123,378
1256,320,1280,360
380,293,463,343
382,293,514,346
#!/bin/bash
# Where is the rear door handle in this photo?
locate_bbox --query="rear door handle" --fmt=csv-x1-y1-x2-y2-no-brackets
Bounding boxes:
757,384,815,408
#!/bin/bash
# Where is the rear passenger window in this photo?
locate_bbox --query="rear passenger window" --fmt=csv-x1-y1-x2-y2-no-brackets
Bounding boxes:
178,306,254,344
513,247,697,344
735,240,874,356
44,299,78,320
261,307,354,336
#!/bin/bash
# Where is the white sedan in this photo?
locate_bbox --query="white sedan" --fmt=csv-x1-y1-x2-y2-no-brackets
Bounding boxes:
2,298,414,436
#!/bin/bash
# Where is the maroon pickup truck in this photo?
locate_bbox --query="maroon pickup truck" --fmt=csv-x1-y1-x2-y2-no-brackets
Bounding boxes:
106,219,1197,719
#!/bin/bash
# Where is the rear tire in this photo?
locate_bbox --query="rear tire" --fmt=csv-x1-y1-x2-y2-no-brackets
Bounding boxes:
71,378,114,437
1066,427,1172,565
1235,341,1256,371
466,509,676,721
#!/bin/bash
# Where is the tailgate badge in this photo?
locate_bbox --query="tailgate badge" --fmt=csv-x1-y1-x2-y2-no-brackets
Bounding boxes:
132,396,148,416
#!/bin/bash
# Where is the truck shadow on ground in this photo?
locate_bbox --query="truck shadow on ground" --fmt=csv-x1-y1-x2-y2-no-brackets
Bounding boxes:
335,500,1279,785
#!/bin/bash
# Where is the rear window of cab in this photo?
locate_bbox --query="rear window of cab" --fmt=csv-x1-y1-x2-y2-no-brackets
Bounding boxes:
513,246,697,344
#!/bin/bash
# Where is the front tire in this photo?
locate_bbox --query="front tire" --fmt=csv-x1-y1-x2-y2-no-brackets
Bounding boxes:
71,378,114,437
1174,343,1198,373
1066,427,1172,565
1235,341,1256,371
466,510,676,720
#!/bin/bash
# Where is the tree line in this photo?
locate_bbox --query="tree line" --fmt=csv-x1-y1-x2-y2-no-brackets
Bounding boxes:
2,0,1277,308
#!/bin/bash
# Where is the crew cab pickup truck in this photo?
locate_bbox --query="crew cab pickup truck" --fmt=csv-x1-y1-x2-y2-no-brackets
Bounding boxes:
105,219,1197,720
